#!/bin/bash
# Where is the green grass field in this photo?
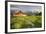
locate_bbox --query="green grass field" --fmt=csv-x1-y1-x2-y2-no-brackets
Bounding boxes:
10,16,42,29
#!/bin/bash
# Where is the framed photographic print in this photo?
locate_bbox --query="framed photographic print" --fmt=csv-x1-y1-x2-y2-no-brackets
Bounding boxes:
5,1,45,33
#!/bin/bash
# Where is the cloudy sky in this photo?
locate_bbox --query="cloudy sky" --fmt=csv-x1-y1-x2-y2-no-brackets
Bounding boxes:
10,5,42,12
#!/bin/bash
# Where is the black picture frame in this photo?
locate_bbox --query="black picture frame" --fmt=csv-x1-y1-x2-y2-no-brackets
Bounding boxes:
5,1,45,33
